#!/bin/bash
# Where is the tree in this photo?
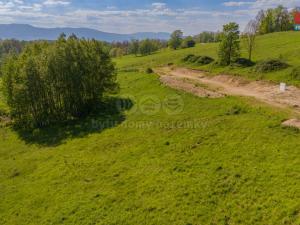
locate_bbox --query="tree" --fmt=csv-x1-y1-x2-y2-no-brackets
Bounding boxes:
128,39,139,56
2,35,118,128
181,36,196,48
273,5,293,32
244,19,258,61
257,6,294,34
168,30,183,50
139,39,158,56
218,22,240,66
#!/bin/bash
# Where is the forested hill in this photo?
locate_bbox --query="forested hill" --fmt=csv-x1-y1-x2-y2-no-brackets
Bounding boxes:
0,24,170,42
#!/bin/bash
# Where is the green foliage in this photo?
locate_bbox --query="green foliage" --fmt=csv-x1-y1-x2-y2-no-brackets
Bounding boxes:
168,30,183,50
109,47,124,58
128,39,140,55
255,59,289,73
181,36,196,48
257,6,294,35
290,66,300,80
182,54,196,62
233,58,255,67
187,55,200,63
194,31,221,43
0,39,26,65
218,22,240,66
146,67,154,74
139,39,159,56
1,35,117,128
182,54,214,65
196,56,215,65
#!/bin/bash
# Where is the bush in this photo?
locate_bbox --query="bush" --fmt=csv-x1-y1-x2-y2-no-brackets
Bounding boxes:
183,55,214,65
1,35,118,128
255,59,289,73
196,56,215,65
290,67,300,80
233,58,255,67
189,55,201,63
181,36,196,48
182,54,195,62
146,68,154,74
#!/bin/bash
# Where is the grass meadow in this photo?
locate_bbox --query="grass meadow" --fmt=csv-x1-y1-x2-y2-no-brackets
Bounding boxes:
1,32,300,224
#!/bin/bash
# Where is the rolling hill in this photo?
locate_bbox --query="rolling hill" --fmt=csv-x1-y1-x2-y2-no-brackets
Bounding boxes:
1,32,300,225
0,24,170,42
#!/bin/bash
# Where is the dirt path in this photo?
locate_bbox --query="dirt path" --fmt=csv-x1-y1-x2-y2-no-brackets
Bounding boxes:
156,67,300,112
156,66,300,128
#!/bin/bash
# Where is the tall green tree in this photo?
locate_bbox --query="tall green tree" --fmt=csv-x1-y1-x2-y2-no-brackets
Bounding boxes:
128,39,140,56
218,22,240,66
168,30,183,50
139,39,158,56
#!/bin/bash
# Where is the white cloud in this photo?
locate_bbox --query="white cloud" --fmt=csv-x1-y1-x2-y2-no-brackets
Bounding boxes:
43,0,70,6
0,0,299,35
223,1,253,7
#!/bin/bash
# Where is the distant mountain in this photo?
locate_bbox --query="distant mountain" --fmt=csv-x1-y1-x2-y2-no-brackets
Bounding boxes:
0,24,170,42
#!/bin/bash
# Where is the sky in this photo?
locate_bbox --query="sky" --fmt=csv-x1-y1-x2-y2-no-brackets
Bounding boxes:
1,0,300,35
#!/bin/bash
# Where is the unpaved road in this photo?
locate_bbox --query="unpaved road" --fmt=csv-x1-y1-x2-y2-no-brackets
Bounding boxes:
156,66,300,128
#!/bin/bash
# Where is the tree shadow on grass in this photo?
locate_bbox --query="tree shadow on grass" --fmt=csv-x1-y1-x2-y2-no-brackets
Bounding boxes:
14,97,134,147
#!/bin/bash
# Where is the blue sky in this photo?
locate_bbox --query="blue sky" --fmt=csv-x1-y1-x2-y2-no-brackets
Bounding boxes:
1,0,300,34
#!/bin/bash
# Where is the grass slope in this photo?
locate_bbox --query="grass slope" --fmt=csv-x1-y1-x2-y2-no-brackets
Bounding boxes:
117,31,300,85
1,32,300,224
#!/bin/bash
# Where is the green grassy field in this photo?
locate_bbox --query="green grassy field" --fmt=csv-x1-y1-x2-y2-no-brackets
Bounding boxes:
1,32,300,225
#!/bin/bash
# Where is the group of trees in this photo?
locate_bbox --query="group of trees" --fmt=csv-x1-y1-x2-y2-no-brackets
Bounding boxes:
109,39,167,57
257,5,296,34
168,30,196,50
2,34,117,128
194,31,222,43
218,5,299,65
0,39,26,64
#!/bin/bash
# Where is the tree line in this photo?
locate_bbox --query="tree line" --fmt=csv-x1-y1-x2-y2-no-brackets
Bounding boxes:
0,39,27,65
1,34,117,128
109,39,167,57
256,5,296,34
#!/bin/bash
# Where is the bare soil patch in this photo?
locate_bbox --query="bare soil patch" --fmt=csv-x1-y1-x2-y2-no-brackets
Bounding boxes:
282,119,300,129
156,67,300,112
156,66,300,129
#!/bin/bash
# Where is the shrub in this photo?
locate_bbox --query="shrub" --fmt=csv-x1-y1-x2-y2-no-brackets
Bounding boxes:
183,55,214,65
146,68,154,74
181,36,196,48
1,35,118,128
290,66,300,80
188,55,201,63
225,105,247,115
233,58,255,67
255,59,289,73
182,54,195,62
196,56,214,65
